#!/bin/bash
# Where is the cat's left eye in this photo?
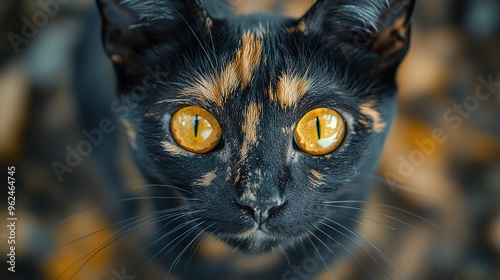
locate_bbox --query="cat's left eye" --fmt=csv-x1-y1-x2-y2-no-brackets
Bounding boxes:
294,108,346,156
171,106,222,154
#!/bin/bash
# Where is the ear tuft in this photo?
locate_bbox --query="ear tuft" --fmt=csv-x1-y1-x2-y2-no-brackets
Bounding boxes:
368,0,415,68
302,0,416,71
95,0,210,81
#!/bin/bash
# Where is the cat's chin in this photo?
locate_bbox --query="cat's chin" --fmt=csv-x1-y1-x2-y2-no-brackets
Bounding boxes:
226,239,278,255
222,230,283,255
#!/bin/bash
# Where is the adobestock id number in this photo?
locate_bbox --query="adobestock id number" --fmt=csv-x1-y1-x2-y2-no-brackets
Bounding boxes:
7,167,16,216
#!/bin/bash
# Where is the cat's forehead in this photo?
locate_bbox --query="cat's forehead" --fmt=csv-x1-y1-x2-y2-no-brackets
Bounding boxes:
180,23,316,111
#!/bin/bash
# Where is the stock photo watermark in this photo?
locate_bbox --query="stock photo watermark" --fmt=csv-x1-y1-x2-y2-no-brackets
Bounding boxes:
5,0,246,55
5,166,17,273
51,64,170,182
282,240,340,280
7,0,72,54
103,267,135,280
384,74,500,191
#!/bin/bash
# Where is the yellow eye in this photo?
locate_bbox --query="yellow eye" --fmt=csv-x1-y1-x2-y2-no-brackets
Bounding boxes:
294,108,346,156
171,106,222,154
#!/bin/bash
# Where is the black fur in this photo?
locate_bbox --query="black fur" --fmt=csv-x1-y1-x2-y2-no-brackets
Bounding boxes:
93,0,415,279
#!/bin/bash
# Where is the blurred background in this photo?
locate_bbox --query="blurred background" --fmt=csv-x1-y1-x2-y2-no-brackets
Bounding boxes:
0,0,499,279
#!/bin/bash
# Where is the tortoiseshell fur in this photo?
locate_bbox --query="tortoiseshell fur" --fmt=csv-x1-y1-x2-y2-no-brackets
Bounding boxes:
95,0,415,279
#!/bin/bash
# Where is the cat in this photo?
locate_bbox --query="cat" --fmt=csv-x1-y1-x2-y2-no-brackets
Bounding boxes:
90,0,415,279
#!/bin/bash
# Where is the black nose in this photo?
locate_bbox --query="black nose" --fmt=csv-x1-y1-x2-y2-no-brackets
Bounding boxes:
236,197,286,227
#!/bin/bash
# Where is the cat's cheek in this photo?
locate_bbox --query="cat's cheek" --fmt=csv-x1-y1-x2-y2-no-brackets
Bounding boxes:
216,148,230,163
192,169,219,188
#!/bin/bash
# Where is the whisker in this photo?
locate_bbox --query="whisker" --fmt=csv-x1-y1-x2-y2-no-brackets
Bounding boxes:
323,204,439,244
133,184,192,194
55,196,200,228
160,220,206,259
138,218,203,275
183,226,220,271
324,217,406,280
312,225,376,280
230,245,240,255
299,237,309,256
324,200,492,278
370,175,444,198
153,210,203,236
61,211,185,280
320,220,397,280
145,219,199,253
306,235,336,279
164,2,216,71
334,210,397,231
306,229,337,259
56,207,186,249
196,1,218,67
279,245,292,267
165,222,215,280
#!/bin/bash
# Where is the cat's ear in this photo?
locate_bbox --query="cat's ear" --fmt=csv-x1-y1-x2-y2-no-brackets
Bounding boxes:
95,0,209,78
302,0,415,72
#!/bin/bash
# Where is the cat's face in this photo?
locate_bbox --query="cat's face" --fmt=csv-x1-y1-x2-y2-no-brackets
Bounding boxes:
97,0,414,254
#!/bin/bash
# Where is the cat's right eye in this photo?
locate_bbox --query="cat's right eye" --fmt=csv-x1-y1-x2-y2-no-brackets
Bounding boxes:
171,106,222,154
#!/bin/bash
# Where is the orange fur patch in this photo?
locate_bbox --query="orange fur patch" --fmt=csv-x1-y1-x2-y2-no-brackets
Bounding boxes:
182,32,263,106
182,67,239,107
206,17,213,28
240,102,263,160
286,20,307,33
309,169,325,188
234,32,264,88
272,72,313,109
194,169,218,187
360,101,386,133
111,54,123,64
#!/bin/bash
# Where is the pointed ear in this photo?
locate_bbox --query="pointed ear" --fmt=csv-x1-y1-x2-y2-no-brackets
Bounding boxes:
95,0,209,80
302,0,415,72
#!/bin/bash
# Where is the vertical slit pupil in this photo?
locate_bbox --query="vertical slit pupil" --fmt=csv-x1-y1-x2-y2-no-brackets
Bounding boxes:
316,116,321,139
194,115,200,138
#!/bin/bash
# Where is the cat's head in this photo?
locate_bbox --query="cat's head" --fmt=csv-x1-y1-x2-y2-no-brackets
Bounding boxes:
97,0,415,254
